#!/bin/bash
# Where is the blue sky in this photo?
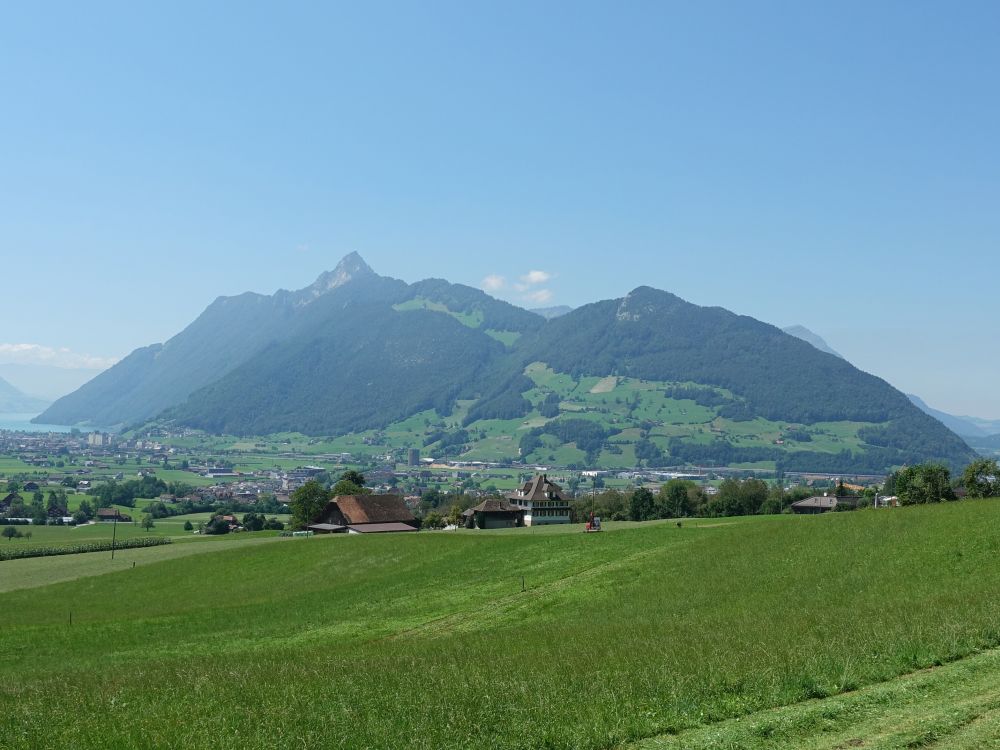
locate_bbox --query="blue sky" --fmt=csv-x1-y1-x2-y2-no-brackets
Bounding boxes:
2,1,998,416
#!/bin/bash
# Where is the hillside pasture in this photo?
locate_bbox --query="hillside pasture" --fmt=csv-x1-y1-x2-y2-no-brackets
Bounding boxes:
4,502,1000,748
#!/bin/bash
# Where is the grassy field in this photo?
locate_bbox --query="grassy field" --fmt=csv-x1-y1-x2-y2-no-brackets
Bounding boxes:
3,502,1000,748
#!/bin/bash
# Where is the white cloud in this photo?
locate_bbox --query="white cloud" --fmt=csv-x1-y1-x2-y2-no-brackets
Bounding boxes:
481,274,506,292
0,343,118,370
525,288,553,304
520,270,551,286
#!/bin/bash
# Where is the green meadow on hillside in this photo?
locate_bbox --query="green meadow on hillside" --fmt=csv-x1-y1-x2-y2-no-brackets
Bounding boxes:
3,504,1000,748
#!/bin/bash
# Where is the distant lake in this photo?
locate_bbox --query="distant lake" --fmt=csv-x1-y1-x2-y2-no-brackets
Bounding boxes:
0,413,73,434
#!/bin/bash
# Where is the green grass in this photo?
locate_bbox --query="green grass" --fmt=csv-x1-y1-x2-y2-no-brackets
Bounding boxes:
629,645,1000,749
4,502,1000,748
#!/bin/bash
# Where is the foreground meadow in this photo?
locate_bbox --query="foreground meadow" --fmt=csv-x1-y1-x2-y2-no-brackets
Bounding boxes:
2,504,1000,748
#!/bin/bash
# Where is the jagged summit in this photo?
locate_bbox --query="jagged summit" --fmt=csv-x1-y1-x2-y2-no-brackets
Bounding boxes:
300,252,377,300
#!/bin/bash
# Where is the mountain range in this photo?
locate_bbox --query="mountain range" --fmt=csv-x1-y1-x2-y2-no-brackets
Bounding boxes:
35,253,976,472
0,376,50,414
781,325,1000,443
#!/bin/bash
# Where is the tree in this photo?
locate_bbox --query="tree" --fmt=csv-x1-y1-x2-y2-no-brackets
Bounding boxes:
263,517,284,531
203,516,231,535
289,480,331,529
71,510,88,526
5,480,20,493
242,512,265,532
2,526,21,541
657,479,701,518
895,464,956,505
183,520,194,531
629,488,655,522
141,514,155,530
962,458,1000,499
340,470,366,487
706,478,769,517
422,511,445,529
77,499,95,519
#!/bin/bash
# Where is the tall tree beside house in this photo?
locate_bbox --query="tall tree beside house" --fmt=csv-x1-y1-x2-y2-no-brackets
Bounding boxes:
290,481,331,529
895,464,956,504
961,458,1000,499
629,488,656,522
656,479,701,518
330,470,371,497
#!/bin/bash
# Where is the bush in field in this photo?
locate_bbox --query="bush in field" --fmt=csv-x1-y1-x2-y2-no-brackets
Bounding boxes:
242,513,265,532
421,512,446,529
2,526,22,541
183,520,194,531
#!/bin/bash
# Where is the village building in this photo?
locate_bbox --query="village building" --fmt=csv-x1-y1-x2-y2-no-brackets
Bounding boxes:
790,496,841,514
507,474,572,526
462,498,526,530
308,494,418,534
96,508,132,522
0,493,22,514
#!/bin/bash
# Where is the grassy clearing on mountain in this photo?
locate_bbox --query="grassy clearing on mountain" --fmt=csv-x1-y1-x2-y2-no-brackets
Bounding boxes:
4,502,1000,748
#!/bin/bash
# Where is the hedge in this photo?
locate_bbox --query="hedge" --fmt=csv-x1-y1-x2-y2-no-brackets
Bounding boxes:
0,536,172,562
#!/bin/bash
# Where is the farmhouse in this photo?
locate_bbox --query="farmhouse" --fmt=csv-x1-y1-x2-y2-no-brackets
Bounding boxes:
1,493,23,513
507,474,571,526
463,498,526,530
790,496,839,514
96,508,132,522
308,494,418,534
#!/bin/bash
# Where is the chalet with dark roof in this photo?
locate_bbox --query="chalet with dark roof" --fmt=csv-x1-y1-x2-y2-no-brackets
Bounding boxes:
1,493,23,514
96,508,132,522
506,474,571,526
308,494,417,534
790,496,838,514
463,498,526,530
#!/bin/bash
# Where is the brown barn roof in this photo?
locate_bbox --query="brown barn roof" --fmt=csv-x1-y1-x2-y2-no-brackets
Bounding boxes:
314,494,416,526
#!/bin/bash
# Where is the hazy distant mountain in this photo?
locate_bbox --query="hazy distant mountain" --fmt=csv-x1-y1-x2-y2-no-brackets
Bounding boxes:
0,375,50,413
37,253,976,472
906,394,1000,439
0,363,104,402
530,305,573,320
782,325,844,359
785,326,999,442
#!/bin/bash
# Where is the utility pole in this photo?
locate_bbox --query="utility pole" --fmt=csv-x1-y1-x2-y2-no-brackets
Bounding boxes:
111,514,118,559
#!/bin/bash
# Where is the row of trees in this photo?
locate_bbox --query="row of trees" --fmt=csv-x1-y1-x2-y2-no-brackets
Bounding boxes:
886,458,1000,505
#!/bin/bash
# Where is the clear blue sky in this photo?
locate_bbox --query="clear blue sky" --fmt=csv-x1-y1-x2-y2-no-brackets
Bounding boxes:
2,1,998,416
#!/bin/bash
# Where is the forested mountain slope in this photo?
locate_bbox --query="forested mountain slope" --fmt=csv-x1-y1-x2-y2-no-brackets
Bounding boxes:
34,256,976,471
